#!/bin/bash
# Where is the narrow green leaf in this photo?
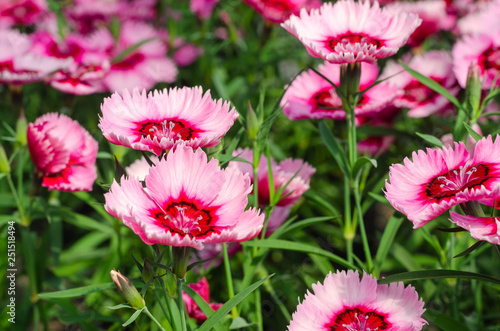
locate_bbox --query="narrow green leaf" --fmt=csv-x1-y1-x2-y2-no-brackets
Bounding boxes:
453,241,485,258
229,317,255,329
415,132,443,147
367,192,390,206
374,216,403,273
187,252,221,271
122,308,143,327
38,282,116,299
424,309,471,331
241,239,356,270
270,216,335,239
112,38,156,64
352,156,377,177
377,269,500,285
463,122,483,141
197,275,274,331
107,303,132,310
319,121,350,176
181,285,226,331
435,227,467,233
399,60,462,110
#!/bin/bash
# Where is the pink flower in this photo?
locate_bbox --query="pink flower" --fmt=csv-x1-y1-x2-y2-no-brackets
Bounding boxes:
173,42,204,67
357,135,395,157
99,87,238,155
449,211,500,245
27,113,98,192
190,0,219,20
103,21,178,92
228,148,315,208
0,0,48,26
243,0,321,24
288,270,426,331
281,61,399,120
385,0,450,47
382,51,458,118
182,277,223,322
385,135,500,228
456,0,500,35
281,0,421,64
104,145,264,249
453,31,500,89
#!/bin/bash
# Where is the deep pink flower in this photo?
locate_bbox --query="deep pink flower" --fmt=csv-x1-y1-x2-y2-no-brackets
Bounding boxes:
385,135,500,228
385,0,450,47
357,135,395,157
453,31,500,89
243,0,321,24
27,113,98,192
103,21,177,92
382,51,458,118
288,270,426,331
281,0,421,64
281,61,399,120
190,0,219,19
449,211,500,245
104,145,264,249
182,277,223,322
0,0,48,26
228,148,315,208
99,87,238,155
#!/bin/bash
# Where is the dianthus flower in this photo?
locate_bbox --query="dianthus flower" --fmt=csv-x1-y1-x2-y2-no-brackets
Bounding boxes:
182,277,223,322
382,51,458,118
281,0,421,64
104,145,264,249
281,61,398,120
385,135,500,228
0,0,48,27
243,0,321,24
99,87,238,155
453,31,500,89
449,211,500,245
288,270,426,331
27,113,98,191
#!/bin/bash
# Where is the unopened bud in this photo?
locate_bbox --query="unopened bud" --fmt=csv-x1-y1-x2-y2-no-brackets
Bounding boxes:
246,102,262,142
16,111,27,146
465,63,482,117
0,144,10,174
110,269,145,309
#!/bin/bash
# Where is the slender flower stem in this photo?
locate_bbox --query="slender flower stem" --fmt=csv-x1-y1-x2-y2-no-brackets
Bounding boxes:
223,242,238,318
144,306,167,331
344,178,354,264
353,177,373,271
7,174,26,225
176,277,188,331
255,289,263,331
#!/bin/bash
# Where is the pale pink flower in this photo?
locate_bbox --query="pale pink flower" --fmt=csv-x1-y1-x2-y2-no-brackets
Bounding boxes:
385,0,450,47
453,31,500,89
228,148,315,208
99,87,238,155
173,41,204,67
103,21,178,92
385,135,500,228
456,0,500,35
182,277,223,322
0,0,48,26
104,145,264,249
382,51,458,118
27,113,98,192
281,61,399,120
125,156,159,181
449,211,500,245
288,270,426,331
190,0,219,19
281,0,421,64
243,0,321,24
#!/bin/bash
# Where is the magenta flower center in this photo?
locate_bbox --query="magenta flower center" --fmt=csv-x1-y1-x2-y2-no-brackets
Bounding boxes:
404,79,440,103
263,0,295,11
1,2,40,23
425,164,490,201
326,307,389,331
112,53,145,70
137,119,196,141
480,47,500,70
325,34,383,52
153,201,219,239
313,89,343,110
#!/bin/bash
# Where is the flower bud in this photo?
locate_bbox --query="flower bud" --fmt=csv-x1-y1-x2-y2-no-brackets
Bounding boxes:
246,101,262,142
0,144,10,174
110,269,145,309
16,112,27,146
465,63,482,118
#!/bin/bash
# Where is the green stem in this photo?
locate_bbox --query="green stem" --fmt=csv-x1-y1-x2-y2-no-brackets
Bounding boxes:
7,174,26,225
144,306,167,331
223,243,238,318
176,278,187,331
255,289,263,331
353,177,373,271
344,178,353,265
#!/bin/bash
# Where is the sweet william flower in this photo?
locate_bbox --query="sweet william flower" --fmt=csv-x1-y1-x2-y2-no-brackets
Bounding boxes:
281,0,422,64
449,211,500,245
385,135,500,228
243,0,321,24
27,113,98,191
104,145,264,250
288,270,426,331
99,87,238,155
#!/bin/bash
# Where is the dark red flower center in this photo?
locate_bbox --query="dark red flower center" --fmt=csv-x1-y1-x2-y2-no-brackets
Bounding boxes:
1,1,41,23
403,78,442,104
311,88,367,114
325,34,383,52
152,201,219,239
480,47,500,71
425,164,491,202
112,53,145,70
47,41,85,62
263,0,295,12
136,119,196,142
326,307,390,331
